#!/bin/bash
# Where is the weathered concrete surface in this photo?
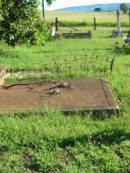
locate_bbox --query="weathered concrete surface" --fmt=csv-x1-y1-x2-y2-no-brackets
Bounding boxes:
0,78,119,114
61,32,92,39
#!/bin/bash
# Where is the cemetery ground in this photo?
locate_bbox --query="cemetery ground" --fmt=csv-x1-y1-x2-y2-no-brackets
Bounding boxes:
0,26,130,172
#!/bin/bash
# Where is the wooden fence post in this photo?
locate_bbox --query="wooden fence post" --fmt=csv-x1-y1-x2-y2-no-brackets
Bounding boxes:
94,17,96,31
55,17,58,31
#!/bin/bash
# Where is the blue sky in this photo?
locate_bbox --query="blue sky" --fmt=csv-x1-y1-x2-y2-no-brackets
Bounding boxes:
45,0,130,10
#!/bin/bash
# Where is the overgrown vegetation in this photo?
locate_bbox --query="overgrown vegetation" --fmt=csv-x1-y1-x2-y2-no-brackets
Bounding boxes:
0,112,130,173
115,42,130,54
0,19,130,172
0,0,49,46
0,27,130,108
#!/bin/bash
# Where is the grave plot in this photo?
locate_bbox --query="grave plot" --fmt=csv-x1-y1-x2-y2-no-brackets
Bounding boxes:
50,17,93,39
0,78,119,114
61,31,92,39
112,10,122,37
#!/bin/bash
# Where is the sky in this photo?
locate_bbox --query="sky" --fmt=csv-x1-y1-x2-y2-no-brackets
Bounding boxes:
45,0,130,10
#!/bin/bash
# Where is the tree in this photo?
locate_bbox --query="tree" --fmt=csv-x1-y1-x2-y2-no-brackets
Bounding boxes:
0,0,49,46
94,8,101,12
120,3,129,13
42,0,54,18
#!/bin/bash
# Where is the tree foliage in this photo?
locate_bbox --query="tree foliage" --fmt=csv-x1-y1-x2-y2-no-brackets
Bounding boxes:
0,0,49,46
94,8,101,12
46,0,54,5
120,3,129,13
41,0,55,18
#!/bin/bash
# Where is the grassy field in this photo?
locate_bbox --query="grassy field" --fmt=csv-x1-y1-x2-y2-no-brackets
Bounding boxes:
0,25,130,172
46,11,130,27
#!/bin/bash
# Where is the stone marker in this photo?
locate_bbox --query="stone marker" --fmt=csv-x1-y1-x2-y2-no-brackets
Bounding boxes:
117,10,121,36
51,24,56,36
0,68,6,87
125,9,130,44
112,10,122,37
129,8,130,31
125,31,130,44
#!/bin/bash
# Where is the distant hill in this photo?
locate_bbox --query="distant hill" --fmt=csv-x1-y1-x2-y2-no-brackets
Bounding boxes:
56,3,130,12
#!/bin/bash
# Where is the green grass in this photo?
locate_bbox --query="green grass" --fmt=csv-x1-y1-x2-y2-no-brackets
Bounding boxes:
46,11,130,27
0,27,126,72
0,112,130,173
0,26,130,172
0,27,130,107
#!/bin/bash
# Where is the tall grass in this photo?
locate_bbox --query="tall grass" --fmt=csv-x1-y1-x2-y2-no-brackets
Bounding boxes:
0,27,130,172
46,11,129,27
0,112,130,172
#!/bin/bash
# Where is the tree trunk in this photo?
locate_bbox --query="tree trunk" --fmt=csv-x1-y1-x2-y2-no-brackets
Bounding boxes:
42,0,45,19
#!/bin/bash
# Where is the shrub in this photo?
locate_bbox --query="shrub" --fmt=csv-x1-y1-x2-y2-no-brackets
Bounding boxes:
0,0,49,46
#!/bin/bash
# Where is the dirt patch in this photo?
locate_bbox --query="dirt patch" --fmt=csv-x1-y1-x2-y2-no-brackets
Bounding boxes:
0,78,119,113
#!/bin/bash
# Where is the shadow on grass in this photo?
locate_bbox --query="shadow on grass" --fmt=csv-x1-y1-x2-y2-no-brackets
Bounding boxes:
59,128,130,148
64,110,120,120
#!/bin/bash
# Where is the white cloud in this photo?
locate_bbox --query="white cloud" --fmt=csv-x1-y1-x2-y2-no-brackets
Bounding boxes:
45,0,130,10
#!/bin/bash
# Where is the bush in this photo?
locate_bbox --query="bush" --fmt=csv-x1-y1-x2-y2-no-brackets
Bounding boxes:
0,0,49,46
115,42,130,54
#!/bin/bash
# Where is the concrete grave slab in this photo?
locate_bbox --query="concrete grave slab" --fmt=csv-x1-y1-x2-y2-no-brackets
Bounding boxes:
61,32,92,39
0,78,119,114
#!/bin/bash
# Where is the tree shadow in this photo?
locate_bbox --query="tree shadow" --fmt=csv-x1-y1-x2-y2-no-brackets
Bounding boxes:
64,110,120,120
59,128,130,148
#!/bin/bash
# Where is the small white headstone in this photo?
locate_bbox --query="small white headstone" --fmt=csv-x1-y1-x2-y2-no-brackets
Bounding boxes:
0,68,6,87
51,25,56,36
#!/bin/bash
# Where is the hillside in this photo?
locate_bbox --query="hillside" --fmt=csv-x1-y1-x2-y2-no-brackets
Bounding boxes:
57,3,130,12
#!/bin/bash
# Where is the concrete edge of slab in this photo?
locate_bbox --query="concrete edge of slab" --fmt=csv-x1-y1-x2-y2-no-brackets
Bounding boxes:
0,78,120,116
